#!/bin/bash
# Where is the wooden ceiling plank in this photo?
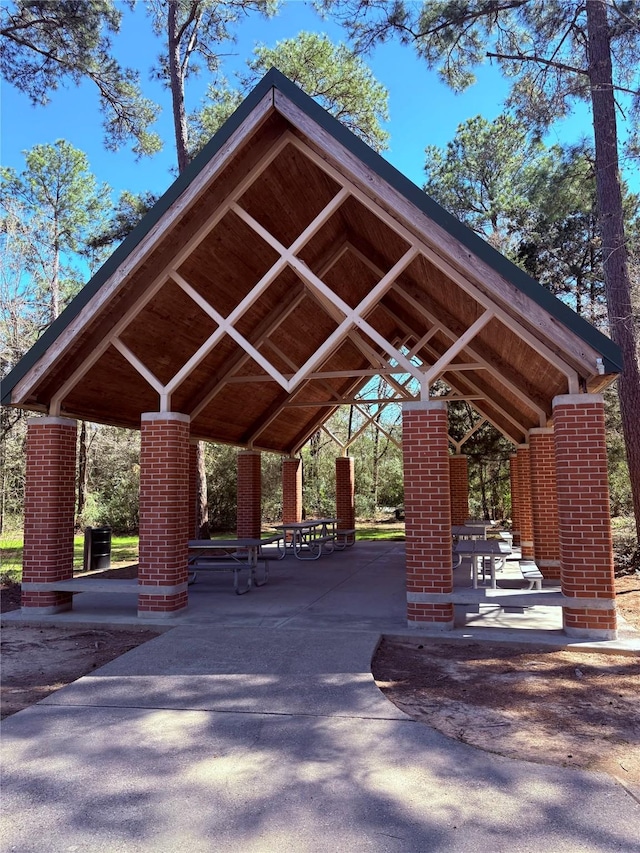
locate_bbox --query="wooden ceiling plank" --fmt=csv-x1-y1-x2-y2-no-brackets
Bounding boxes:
424,310,494,386
46,139,295,415
189,291,306,419
277,114,598,378
49,275,168,415
14,93,278,406
408,326,440,358
286,396,405,407
389,289,547,421
288,186,350,254
441,371,533,435
224,375,278,384
242,388,297,446
111,338,164,396
287,316,354,391
378,298,533,435
445,363,485,371
232,202,353,325
357,186,574,382
317,242,352,278
352,319,424,385
288,255,353,322
170,269,289,391
172,259,288,328
261,339,300,372
352,246,420,319
416,240,581,391
287,128,581,388
164,326,228,397
307,368,403,380
347,333,413,399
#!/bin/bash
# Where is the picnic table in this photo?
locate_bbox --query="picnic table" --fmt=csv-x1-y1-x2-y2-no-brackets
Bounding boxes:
451,524,488,540
187,535,282,594
454,539,512,589
272,518,338,561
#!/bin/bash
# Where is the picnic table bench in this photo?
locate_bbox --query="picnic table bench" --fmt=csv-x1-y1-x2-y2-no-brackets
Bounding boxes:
519,560,544,590
188,535,282,594
272,519,338,560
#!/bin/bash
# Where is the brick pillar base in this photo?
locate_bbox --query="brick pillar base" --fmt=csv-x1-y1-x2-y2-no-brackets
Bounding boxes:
403,401,453,629
237,451,261,539
510,453,520,546
530,428,560,575
516,444,534,560
188,442,198,539
554,395,616,639
22,417,77,613
449,455,469,526
282,457,303,525
138,413,190,618
335,456,355,533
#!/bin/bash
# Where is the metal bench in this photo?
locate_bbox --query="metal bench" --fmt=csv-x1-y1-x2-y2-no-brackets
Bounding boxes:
333,528,356,550
188,537,279,594
520,560,544,590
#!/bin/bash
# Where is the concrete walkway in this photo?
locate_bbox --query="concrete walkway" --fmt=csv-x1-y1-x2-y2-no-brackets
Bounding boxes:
2,542,639,851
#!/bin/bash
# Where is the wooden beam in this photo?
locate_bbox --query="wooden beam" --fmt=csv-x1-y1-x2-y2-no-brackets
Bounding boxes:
424,310,494,387
110,338,165,396
275,116,598,379
189,289,306,419
390,287,547,422
15,94,279,406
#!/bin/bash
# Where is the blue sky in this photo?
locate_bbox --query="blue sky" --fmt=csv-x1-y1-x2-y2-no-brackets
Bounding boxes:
1,0,629,205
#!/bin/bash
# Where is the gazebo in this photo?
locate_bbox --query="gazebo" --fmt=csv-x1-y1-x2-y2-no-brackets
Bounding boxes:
2,69,622,639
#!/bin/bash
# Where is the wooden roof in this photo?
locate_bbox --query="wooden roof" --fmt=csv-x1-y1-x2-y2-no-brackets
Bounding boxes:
2,69,621,453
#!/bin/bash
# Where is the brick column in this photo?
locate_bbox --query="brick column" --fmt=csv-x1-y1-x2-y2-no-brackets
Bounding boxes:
553,395,616,639
282,457,303,525
138,413,190,617
529,428,560,575
516,444,534,560
449,454,469,525
188,442,198,539
22,417,77,613
335,455,355,533
237,450,261,539
403,401,453,629
510,453,520,546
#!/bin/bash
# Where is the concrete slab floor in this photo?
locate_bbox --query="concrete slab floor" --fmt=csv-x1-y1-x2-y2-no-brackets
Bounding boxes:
2,541,638,654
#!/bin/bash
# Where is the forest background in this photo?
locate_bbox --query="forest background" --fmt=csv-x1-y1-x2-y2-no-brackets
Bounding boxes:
1,1,639,567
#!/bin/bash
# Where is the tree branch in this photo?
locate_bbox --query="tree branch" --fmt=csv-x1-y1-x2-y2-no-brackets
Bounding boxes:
486,49,588,76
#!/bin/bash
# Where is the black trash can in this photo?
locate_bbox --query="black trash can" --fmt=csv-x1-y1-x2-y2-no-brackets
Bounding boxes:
83,526,112,572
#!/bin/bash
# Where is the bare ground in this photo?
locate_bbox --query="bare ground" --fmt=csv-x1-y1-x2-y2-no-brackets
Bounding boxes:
0,564,160,719
1,567,639,791
373,574,640,789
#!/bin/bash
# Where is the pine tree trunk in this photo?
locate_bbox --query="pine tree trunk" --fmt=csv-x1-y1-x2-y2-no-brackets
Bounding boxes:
372,420,380,511
196,442,210,538
167,1,209,533
168,0,191,174
586,0,640,539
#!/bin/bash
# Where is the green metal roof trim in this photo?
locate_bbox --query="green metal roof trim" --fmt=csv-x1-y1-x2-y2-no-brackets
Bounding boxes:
1,68,622,406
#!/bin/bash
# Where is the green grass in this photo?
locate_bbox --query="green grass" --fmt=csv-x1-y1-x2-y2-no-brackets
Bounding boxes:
355,526,405,541
0,532,23,582
0,532,140,582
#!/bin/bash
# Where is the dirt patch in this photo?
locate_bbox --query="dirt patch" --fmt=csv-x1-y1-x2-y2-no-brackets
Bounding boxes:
1,625,161,718
2,569,639,789
1,565,159,719
373,574,640,787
